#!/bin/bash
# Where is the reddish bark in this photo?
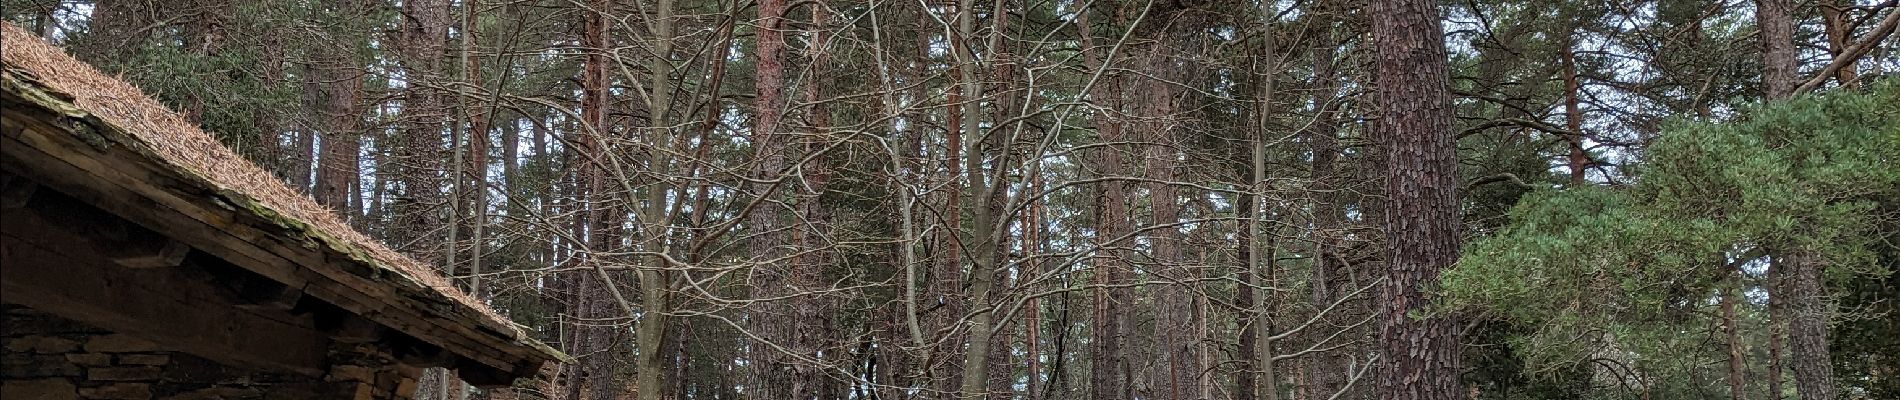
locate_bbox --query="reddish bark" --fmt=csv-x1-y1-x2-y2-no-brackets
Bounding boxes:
1369,0,1465,398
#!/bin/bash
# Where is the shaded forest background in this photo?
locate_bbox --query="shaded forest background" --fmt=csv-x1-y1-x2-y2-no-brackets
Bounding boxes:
2,0,1897,399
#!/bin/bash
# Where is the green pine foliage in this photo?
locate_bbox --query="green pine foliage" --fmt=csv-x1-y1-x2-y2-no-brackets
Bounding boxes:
1446,80,1900,398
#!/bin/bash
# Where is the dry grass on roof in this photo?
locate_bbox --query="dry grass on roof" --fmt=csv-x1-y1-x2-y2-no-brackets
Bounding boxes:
0,22,497,321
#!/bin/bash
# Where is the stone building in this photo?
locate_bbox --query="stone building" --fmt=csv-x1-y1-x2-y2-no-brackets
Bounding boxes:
0,23,568,399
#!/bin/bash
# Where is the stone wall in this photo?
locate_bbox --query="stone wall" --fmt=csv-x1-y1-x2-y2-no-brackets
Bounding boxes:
0,305,417,400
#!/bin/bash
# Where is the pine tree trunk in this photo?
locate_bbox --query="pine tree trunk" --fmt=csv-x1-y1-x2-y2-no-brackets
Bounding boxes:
310,17,363,214
180,0,229,126
290,120,316,192
1236,189,1259,400
1757,0,1797,100
745,0,813,396
1369,0,1464,398
1757,1,1834,397
1077,5,1131,398
634,0,679,398
1142,45,1201,400
799,4,838,399
1252,11,1280,400
396,0,452,261
1562,47,1588,187
257,23,287,183
1024,183,1045,400
1783,250,1837,400
1305,19,1348,398
1818,0,1860,87
1722,273,1746,400
934,23,970,395
460,0,489,299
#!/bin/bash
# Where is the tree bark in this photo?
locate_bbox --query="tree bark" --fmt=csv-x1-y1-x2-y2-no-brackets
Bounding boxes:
934,10,970,392
1721,273,1745,400
1305,14,1350,398
1077,5,1131,399
634,0,679,398
799,4,841,399
1369,0,1465,399
1818,0,1858,87
1769,265,1786,400
1757,0,1797,100
457,0,489,299
745,0,816,396
565,1,615,398
1140,43,1202,400
950,0,1013,395
395,0,452,262
256,18,287,183
1561,47,1588,187
1236,188,1260,400
1716,253,1761,400
1757,0,1836,397
1783,250,1837,400
309,5,364,215
1025,175,1046,400
290,127,316,192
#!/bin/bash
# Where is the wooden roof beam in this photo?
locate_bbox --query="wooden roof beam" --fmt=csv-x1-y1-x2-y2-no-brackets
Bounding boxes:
0,189,330,376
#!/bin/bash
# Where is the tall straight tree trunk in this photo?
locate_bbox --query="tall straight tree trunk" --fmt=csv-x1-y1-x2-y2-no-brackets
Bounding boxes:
1236,187,1260,400
1768,269,1787,399
1091,127,1134,400
1783,250,1837,400
404,0,456,390
1142,46,1201,400
557,171,586,400
1757,1,1836,398
1722,272,1746,400
745,0,816,396
934,11,970,392
1024,173,1045,400
561,1,614,399
633,0,679,398
456,0,489,299
1757,0,1797,99
257,22,287,183
310,23,363,214
1305,15,1349,397
396,0,452,262
433,8,478,388
1561,47,1588,187
1251,10,1280,399
798,4,839,399
1077,5,1130,399
950,0,1012,395
291,126,317,191
1751,3,1790,397
1369,0,1464,399
981,5,1024,396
